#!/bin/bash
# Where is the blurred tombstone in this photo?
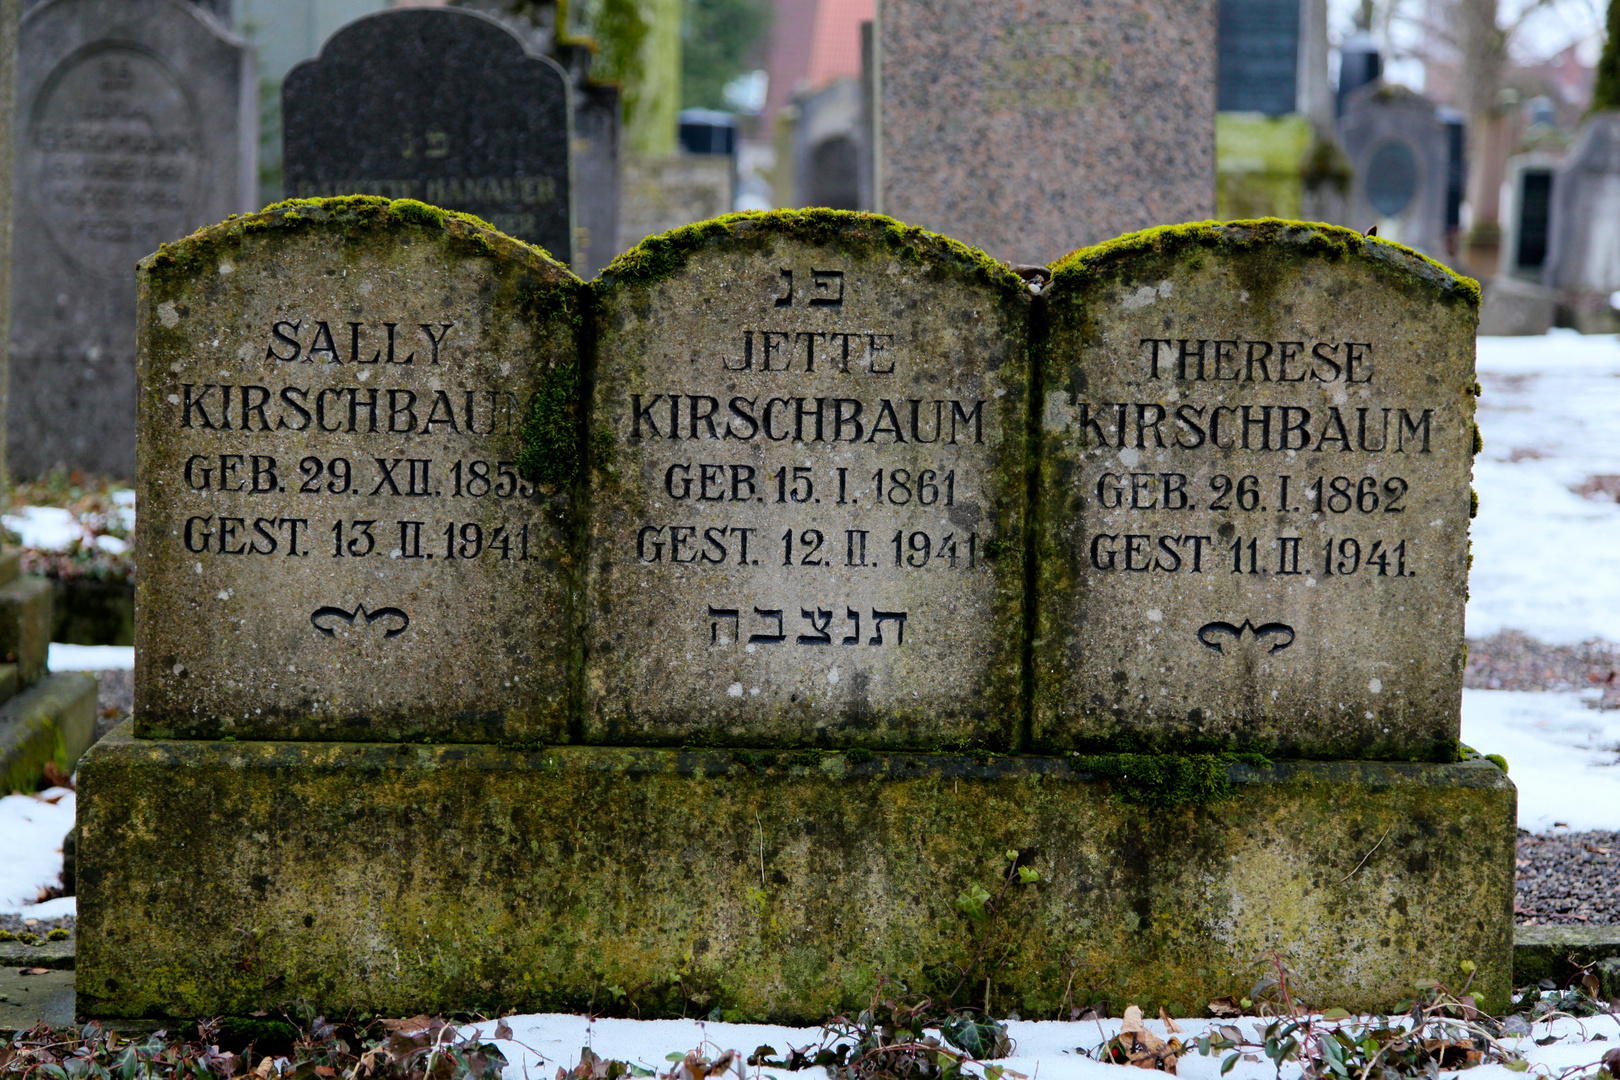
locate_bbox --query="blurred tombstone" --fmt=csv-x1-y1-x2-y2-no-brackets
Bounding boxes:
1542,114,1620,333
283,8,573,265
878,0,1216,265
1217,0,1300,116
9,0,254,479
1478,152,1562,336
1338,83,1449,257
616,111,735,253
793,78,865,210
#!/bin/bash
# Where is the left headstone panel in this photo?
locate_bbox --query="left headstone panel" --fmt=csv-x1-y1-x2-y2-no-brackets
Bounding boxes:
9,0,254,480
283,9,573,268
134,197,582,742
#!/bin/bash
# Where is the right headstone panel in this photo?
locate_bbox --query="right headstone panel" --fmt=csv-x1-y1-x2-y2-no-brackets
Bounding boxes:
1036,222,1478,759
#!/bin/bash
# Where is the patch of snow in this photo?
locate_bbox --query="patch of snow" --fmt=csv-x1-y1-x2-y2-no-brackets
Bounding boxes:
49,643,134,670
1471,332,1620,642
1461,688,1620,831
460,1012,1620,1080
3,506,85,549
0,789,73,913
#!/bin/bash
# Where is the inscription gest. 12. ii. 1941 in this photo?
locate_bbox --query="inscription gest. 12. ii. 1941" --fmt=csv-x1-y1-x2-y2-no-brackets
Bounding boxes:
134,201,578,744
1035,226,1478,760
586,218,1030,750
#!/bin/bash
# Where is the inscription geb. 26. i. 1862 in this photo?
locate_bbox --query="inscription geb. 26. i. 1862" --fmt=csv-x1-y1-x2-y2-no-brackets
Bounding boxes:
1075,335,1440,655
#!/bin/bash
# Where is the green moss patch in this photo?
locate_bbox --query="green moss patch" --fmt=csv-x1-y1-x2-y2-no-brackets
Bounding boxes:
1049,218,1480,308
1069,752,1270,807
600,208,1025,295
517,363,584,491
142,196,570,287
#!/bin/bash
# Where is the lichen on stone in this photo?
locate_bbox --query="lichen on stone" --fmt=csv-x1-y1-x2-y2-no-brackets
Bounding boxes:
600,208,1026,295
1049,218,1481,308
1068,751,1270,807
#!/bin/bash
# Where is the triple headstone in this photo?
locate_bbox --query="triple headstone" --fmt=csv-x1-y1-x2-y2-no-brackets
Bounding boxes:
9,0,253,478
83,208,1510,1023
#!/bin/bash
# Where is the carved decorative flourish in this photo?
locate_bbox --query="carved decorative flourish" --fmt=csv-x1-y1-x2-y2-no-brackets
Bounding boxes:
1197,619,1295,655
311,604,410,639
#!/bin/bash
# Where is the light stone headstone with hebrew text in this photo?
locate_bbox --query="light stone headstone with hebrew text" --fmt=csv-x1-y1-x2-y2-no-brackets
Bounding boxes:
1035,221,1478,759
586,213,1029,749
134,198,578,743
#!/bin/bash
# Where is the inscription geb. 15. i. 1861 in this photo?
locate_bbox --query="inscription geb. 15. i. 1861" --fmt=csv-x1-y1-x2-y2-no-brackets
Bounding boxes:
594,256,1025,733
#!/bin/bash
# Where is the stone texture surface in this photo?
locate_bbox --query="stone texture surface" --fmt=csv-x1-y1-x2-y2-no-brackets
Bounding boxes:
877,0,1216,266
0,671,98,793
133,197,579,742
283,8,572,266
1035,221,1479,759
586,212,1029,749
0,0,18,486
76,723,1516,1021
9,0,254,479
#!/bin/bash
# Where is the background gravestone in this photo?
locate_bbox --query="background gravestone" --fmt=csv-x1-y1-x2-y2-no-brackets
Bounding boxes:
587,212,1029,749
1338,83,1451,257
1543,114,1620,334
134,197,579,742
283,9,573,267
877,0,1216,266
1035,220,1478,759
9,0,253,479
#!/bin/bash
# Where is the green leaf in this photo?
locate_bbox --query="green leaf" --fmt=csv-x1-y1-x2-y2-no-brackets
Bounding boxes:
1321,1008,1352,1020
1504,1058,1529,1072
666,1053,686,1062
1017,867,1040,884
1004,849,1019,861
1221,1053,1239,1075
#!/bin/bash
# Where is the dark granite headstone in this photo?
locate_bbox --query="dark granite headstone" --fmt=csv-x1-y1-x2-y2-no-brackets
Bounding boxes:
1338,83,1449,257
9,0,253,479
283,8,572,264
1217,0,1300,116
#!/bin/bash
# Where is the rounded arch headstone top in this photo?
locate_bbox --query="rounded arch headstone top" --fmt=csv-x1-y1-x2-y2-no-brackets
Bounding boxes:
281,7,573,267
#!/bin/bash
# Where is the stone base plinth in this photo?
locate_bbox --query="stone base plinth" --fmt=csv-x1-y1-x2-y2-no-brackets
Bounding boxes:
77,725,1516,1021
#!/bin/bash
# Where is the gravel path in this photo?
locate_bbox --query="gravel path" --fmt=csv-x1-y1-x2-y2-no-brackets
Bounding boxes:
1516,829,1620,925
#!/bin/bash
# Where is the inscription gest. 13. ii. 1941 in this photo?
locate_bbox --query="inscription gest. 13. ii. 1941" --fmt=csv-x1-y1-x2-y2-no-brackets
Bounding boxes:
587,224,1029,749
135,205,576,743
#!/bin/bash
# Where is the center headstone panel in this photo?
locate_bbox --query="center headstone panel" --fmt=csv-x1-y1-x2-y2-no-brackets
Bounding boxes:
587,212,1029,749
283,8,572,265
1036,221,1478,759
134,197,580,742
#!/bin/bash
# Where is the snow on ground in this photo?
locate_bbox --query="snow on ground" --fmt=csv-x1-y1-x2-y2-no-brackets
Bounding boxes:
459,1011,1620,1080
47,643,134,670
1470,331,1620,643
1462,688,1620,831
1,504,127,553
0,788,74,914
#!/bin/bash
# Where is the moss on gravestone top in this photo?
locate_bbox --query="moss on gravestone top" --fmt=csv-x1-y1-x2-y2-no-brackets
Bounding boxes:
141,195,577,290
1049,218,1480,308
599,208,1026,295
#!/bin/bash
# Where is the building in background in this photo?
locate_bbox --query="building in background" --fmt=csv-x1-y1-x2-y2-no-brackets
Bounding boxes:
765,0,871,211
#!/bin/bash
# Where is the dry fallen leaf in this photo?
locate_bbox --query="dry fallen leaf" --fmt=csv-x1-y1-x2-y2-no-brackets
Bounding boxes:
494,1018,514,1042
19,967,50,976
1207,997,1243,1018
379,1015,433,1036
1158,1008,1186,1034
1582,843,1613,855
1115,1006,1179,1073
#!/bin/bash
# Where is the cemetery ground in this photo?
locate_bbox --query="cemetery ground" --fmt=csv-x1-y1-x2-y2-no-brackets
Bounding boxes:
0,328,1618,1074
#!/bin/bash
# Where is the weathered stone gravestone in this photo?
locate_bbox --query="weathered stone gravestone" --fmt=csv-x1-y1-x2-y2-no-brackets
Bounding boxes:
283,8,572,266
132,196,579,742
9,0,253,478
1338,84,1451,257
877,0,1216,265
77,210,1515,1024
1035,221,1478,759
1543,114,1620,333
586,213,1030,748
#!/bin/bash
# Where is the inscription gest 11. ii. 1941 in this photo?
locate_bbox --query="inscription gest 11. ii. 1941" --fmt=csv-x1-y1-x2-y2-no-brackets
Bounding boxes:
135,207,575,744
587,228,1029,749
